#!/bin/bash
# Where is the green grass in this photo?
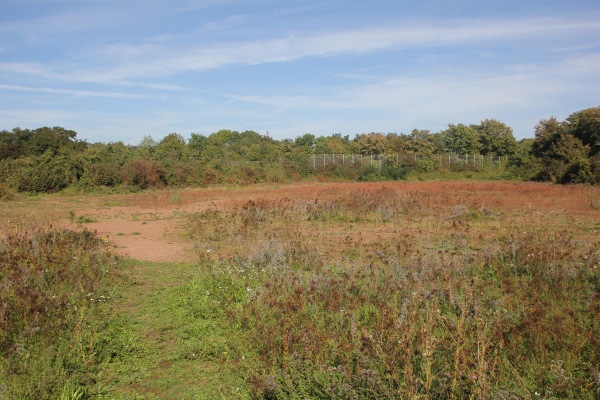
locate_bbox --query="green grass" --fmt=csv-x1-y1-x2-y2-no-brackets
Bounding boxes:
94,260,255,399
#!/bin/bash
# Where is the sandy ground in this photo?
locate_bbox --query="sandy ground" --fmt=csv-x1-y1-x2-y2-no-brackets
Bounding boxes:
8,181,597,263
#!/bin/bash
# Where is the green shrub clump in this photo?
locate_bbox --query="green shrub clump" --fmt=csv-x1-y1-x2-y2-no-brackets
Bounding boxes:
0,225,122,398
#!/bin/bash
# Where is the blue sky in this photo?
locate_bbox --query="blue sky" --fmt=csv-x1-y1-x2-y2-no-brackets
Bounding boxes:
1,0,599,143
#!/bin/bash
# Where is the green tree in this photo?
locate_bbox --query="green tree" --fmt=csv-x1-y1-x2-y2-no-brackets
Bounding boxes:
156,133,187,162
23,127,86,156
565,106,600,156
404,129,439,154
294,134,316,154
531,117,564,159
353,133,388,155
7,153,82,193
79,142,130,187
188,133,208,159
136,134,158,158
531,117,590,182
0,128,32,160
385,133,408,153
474,119,517,156
439,124,481,154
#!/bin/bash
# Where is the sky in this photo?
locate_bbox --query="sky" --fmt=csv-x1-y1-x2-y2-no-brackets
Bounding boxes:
1,0,599,144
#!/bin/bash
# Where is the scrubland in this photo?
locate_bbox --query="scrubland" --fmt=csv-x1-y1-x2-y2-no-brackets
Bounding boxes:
1,182,598,398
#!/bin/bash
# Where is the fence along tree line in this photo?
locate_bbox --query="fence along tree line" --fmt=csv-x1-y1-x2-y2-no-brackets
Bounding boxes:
311,153,505,169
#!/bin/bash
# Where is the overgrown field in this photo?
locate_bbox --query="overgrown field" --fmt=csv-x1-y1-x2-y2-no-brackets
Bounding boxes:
185,185,600,399
1,182,598,398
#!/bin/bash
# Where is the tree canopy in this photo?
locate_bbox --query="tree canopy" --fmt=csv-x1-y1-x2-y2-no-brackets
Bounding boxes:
1,107,598,193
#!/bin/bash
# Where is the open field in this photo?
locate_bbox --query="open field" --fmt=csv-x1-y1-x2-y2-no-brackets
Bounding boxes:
1,181,599,398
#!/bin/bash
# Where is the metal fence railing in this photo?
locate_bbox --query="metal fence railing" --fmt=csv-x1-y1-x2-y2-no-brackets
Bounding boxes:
310,154,504,169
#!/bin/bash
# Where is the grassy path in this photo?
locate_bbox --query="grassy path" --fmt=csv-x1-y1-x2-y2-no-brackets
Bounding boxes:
96,260,253,399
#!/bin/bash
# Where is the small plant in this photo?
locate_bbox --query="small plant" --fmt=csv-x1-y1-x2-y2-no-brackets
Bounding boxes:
0,184,17,201
76,214,97,223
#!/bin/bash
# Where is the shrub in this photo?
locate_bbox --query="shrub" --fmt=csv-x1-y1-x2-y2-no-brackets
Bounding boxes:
80,162,121,187
358,161,408,181
0,224,122,398
120,159,165,189
0,183,16,201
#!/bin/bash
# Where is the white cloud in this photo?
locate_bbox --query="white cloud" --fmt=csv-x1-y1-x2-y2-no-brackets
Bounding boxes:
126,17,600,76
3,16,599,85
0,84,148,98
218,51,600,138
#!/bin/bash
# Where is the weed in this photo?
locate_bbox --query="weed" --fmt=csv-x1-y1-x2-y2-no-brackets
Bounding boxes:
0,184,17,201
0,222,123,398
77,214,97,223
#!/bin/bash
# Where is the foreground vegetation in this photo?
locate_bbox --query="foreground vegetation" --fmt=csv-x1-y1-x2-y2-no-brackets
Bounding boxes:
1,183,598,398
0,222,123,398
183,187,599,398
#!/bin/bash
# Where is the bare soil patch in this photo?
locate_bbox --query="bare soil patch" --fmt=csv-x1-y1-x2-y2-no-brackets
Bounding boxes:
2,181,597,262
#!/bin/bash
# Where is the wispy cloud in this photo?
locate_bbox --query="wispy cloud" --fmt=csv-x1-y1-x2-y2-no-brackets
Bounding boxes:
220,51,600,136
0,84,147,98
2,1,599,143
2,16,598,85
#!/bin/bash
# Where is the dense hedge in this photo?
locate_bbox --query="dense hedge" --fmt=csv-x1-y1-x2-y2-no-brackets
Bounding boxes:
1,107,598,193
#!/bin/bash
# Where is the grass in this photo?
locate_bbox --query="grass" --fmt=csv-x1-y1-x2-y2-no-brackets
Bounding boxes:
93,260,254,399
1,182,598,398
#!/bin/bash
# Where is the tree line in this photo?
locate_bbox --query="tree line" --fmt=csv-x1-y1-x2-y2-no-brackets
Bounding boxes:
0,106,598,194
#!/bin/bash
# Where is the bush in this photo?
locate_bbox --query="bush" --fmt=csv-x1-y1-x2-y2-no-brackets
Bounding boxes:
358,161,408,181
80,162,122,187
560,158,594,184
0,225,122,398
120,159,166,189
2,154,82,193
0,183,16,201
